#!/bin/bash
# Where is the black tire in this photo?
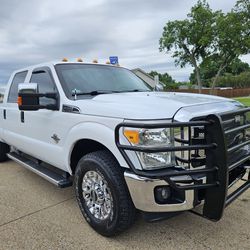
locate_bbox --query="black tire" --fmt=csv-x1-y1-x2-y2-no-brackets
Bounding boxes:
0,141,10,162
74,150,135,236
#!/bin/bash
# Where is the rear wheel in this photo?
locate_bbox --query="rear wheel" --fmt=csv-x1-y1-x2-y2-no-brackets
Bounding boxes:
74,150,135,236
0,141,10,162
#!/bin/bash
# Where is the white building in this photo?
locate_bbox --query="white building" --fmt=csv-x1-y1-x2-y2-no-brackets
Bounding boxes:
132,68,164,89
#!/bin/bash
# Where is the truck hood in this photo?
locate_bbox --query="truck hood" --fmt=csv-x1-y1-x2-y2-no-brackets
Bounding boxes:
76,92,242,120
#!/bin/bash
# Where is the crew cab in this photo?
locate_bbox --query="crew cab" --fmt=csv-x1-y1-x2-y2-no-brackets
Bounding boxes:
0,60,249,236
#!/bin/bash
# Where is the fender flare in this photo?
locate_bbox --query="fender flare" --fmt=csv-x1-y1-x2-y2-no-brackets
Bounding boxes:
63,122,129,174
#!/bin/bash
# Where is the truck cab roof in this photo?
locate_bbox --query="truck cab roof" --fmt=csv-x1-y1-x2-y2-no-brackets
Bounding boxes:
13,60,124,75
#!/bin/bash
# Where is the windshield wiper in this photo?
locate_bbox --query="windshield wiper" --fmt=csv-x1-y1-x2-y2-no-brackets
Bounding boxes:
72,90,120,100
120,89,151,93
72,89,151,100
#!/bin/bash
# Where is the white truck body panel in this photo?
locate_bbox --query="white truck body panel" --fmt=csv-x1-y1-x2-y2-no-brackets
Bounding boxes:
72,91,236,120
0,61,242,175
1,60,250,231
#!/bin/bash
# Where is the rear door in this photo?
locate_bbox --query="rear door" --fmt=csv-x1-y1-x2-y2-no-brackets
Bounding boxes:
2,71,28,145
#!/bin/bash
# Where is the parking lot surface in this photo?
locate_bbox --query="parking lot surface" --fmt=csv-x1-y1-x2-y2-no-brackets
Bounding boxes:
0,160,249,250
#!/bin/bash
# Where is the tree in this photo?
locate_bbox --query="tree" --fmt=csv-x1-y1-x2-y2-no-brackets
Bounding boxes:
189,57,250,86
159,0,215,93
210,3,250,90
160,0,250,92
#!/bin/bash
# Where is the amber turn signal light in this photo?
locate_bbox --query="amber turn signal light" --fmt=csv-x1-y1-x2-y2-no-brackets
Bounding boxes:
17,96,22,106
124,130,139,144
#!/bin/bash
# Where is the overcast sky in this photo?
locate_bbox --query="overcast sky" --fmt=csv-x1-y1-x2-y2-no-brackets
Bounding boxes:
0,0,249,84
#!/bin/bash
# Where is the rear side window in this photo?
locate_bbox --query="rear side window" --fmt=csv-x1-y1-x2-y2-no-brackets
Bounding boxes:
7,71,28,103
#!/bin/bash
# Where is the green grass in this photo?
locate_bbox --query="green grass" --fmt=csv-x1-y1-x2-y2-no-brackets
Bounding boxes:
234,97,250,107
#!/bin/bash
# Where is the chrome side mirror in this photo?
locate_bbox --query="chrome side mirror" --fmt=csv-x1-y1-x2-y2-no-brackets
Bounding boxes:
18,83,38,94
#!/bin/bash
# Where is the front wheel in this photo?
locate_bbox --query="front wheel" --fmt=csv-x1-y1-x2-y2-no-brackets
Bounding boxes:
74,150,135,236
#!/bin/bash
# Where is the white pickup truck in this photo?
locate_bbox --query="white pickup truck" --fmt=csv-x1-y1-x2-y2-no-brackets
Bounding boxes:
0,60,249,236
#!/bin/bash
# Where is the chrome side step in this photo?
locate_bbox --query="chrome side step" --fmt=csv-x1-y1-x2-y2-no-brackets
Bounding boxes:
7,152,72,188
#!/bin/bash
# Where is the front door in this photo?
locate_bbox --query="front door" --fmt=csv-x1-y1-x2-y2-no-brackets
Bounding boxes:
19,67,65,169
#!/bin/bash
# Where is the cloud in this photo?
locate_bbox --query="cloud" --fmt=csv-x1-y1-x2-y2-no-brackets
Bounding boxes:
0,0,248,84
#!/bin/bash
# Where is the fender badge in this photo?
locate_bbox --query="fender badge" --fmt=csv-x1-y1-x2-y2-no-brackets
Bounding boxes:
51,134,60,143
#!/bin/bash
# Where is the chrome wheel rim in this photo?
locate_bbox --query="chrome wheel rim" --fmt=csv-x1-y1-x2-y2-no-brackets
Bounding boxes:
82,170,113,220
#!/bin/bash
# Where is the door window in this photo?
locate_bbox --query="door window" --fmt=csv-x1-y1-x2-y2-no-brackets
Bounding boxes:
30,70,57,106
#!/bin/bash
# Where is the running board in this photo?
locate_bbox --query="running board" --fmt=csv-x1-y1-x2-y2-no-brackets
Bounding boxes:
7,152,72,188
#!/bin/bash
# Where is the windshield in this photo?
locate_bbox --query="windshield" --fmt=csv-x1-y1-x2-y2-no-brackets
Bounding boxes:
55,64,151,98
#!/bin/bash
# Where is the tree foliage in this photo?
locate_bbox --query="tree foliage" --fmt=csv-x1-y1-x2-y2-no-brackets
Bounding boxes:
209,2,250,90
189,57,250,86
235,0,250,32
216,70,250,88
159,0,215,92
159,0,250,91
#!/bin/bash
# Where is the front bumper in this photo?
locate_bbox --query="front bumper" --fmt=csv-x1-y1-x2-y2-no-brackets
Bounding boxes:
116,108,250,220
124,170,249,213
124,171,195,212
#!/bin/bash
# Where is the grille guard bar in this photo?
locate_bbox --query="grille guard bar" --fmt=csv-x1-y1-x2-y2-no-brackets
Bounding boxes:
115,108,250,221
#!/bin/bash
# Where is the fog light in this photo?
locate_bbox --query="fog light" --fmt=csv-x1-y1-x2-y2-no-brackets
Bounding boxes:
155,186,171,204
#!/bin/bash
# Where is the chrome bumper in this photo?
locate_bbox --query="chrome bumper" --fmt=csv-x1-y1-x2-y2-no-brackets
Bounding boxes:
124,171,195,212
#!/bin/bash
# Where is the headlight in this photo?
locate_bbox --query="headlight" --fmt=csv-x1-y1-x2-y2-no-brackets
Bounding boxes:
123,128,174,170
